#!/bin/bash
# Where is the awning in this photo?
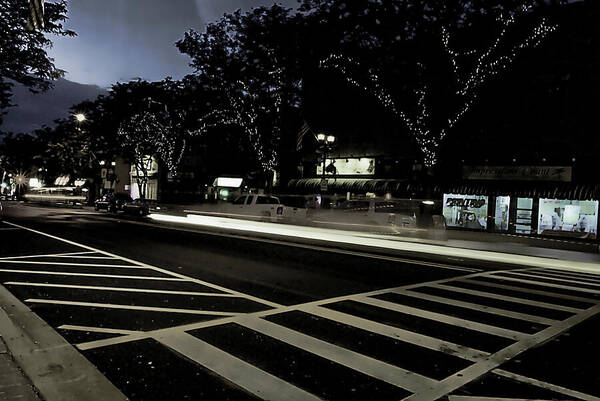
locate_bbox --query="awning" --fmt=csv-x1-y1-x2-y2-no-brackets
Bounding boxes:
286,178,437,197
287,178,600,201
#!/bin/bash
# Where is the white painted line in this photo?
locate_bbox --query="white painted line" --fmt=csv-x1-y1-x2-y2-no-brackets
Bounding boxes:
537,266,600,277
25,299,237,316
448,397,553,401
485,274,600,295
58,325,142,336
356,296,527,340
4,221,281,309
298,305,490,362
530,268,600,281
154,331,322,401
499,270,600,288
396,289,557,326
433,283,583,314
44,255,120,260
0,260,146,269
528,271,600,287
459,279,597,306
403,304,600,401
493,369,600,401
0,251,98,260
76,333,147,351
4,282,236,297
237,316,438,393
0,269,187,281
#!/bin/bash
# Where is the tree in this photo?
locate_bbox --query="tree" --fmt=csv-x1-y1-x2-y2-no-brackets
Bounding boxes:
177,5,303,186
316,0,560,169
0,0,75,124
117,98,198,199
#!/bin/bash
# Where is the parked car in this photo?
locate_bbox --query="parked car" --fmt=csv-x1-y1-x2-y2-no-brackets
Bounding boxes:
122,199,161,216
94,193,133,212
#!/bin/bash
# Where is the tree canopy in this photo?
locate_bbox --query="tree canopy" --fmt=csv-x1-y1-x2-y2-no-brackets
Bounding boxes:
0,0,75,123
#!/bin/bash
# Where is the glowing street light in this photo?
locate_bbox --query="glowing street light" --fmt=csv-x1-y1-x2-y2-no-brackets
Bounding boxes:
74,113,86,123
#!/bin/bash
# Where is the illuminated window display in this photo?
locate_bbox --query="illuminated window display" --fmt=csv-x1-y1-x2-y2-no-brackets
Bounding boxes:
538,199,599,237
494,196,510,231
515,198,534,234
443,194,488,230
317,158,375,176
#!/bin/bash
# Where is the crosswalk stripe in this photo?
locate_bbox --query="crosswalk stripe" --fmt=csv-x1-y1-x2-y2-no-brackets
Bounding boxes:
237,316,438,393
25,299,236,316
498,271,600,288
395,289,557,325
0,260,142,268
4,282,236,297
460,279,597,306
433,283,583,313
155,331,322,401
298,305,490,362
41,255,119,260
485,274,600,295
493,369,600,401
529,269,600,283
59,325,142,336
0,251,99,260
356,296,528,340
0,269,186,281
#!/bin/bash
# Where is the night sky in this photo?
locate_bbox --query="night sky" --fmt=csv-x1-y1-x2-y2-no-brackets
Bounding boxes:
49,0,298,88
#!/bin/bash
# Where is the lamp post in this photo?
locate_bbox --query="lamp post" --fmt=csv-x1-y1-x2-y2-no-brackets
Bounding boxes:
317,133,336,193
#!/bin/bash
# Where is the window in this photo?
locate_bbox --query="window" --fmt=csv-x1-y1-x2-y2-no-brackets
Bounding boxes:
233,196,247,205
256,196,279,205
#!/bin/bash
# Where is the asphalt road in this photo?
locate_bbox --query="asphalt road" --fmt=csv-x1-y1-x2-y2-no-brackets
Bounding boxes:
1,202,599,401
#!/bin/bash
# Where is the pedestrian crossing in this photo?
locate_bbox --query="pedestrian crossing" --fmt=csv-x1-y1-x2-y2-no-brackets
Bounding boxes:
1,222,600,400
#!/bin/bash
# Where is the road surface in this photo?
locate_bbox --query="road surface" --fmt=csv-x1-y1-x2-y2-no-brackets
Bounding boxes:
0,202,599,401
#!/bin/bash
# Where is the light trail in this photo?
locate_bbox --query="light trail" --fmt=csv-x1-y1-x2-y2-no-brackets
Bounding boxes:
148,213,600,274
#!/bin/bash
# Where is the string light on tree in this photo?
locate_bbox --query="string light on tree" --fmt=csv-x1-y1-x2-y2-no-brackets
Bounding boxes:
321,5,557,168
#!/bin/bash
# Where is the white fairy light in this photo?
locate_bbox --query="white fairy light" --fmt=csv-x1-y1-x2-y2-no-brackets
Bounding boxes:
321,6,557,168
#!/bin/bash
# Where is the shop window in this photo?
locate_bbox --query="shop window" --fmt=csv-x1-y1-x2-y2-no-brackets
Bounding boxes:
494,196,510,231
443,194,488,230
516,198,534,235
538,199,599,238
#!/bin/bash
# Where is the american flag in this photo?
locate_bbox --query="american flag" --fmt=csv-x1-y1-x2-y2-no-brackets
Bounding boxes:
296,120,312,151
27,0,44,31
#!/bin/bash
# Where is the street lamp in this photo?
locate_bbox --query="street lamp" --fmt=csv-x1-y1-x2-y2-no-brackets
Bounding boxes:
317,132,336,192
74,113,86,123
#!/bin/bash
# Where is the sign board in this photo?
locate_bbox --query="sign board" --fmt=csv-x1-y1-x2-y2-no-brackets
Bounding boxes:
463,166,572,182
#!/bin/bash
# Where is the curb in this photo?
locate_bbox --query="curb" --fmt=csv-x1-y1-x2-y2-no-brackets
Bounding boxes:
0,284,128,401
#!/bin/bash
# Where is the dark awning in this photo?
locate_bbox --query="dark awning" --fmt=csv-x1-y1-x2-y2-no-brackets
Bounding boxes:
286,178,600,201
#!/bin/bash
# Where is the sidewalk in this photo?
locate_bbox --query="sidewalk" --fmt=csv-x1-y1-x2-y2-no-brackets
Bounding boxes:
0,336,41,401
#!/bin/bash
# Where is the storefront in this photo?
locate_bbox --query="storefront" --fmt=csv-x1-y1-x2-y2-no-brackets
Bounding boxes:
438,165,598,239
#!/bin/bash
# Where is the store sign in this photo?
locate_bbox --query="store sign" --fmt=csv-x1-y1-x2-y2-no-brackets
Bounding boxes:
538,198,599,238
443,194,489,230
317,158,375,176
463,166,572,182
